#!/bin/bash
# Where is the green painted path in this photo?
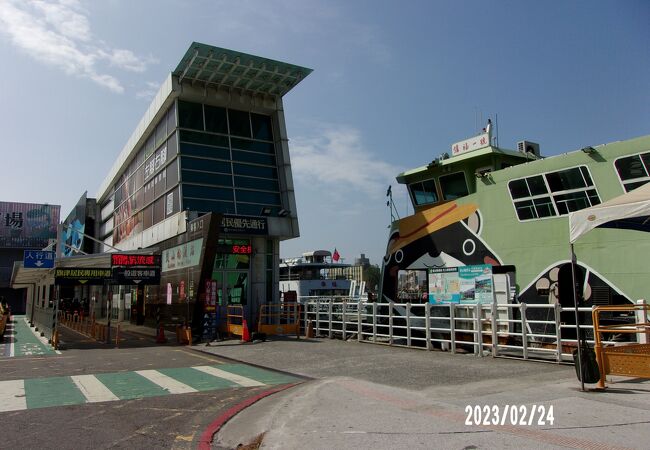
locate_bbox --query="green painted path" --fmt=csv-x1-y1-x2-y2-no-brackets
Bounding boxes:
0,363,299,413
0,315,57,358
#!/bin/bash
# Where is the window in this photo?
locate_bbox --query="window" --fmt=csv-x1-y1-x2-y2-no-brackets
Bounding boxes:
508,166,601,221
181,156,231,174
178,101,204,130
228,109,251,138
180,142,230,160
182,170,232,187
251,113,273,140
615,151,650,192
409,179,438,206
184,184,234,201
439,172,469,200
204,105,228,134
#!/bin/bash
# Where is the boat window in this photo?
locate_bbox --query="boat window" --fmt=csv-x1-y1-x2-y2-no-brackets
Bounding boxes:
614,151,650,192
439,172,469,200
508,165,600,221
409,179,438,205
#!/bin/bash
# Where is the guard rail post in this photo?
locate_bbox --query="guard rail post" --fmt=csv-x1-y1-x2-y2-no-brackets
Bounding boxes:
388,302,394,345
406,303,411,347
328,300,333,339
475,303,483,357
425,303,432,351
521,303,529,360
372,302,377,342
554,302,563,362
357,301,362,342
491,302,498,358
450,303,456,354
342,300,347,340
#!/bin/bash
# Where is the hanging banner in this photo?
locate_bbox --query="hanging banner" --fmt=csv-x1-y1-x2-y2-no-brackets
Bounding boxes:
428,264,494,304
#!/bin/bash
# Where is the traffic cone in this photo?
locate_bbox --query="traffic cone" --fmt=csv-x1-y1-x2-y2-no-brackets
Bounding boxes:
241,319,251,342
156,324,167,344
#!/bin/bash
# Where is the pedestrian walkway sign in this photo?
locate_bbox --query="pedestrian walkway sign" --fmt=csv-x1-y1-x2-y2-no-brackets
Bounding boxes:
23,250,55,269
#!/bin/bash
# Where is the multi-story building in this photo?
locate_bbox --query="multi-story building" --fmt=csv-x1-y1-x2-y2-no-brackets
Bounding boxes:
13,43,311,335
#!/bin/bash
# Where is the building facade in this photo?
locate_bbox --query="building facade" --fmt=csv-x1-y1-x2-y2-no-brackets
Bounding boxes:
92,43,311,329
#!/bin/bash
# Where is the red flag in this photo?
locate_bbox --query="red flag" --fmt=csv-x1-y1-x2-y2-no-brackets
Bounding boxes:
332,248,340,262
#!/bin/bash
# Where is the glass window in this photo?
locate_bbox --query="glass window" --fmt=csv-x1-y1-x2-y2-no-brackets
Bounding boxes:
181,156,231,174
183,184,234,201
235,203,277,216
231,138,275,154
546,167,586,192
509,165,600,221
180,142,230,160
234,176,278,191
155,119,166,148
214,253,250,270
166,159,179,187
439,172,469,200
179,130,229,147
166,103,176,134
166,132,178,159
153,197,165,224
143,205,153,229
236,190,281,204
615,152,650,192
409,179,438,205
145,134,155,158
144,180,154,205
251,113,273,141
204,104,228,134
183,198,235,214
154,171,166,198
182,170,233,187
228,109,251,138
178,101,204,130
508,179,529,199
233,163,277,179
135,187,143,212
232,150,276,166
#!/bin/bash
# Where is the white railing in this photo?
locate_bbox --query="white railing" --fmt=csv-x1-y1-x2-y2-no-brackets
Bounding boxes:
301,299,625,364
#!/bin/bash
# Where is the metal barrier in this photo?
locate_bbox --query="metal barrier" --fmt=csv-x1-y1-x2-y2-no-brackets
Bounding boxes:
593,304,650,388
226,305,245,338
302,299,621,364
258,303,301,338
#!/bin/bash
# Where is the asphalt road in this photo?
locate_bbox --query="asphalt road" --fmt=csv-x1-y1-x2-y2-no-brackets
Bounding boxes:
0,317,302,450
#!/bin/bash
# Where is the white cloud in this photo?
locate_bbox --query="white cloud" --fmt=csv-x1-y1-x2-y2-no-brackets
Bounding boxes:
290,125,403,198
136,81,160,100
0,0,155,93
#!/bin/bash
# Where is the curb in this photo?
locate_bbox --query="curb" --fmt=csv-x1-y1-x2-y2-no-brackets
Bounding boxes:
197,382,302,450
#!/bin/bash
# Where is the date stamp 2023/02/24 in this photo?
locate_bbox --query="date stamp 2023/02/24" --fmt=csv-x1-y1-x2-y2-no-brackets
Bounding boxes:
464,404,555,427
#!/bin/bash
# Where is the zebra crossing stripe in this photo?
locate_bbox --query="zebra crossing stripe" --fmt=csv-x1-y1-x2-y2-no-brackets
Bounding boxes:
71,375,120,403
193,365,265,387
135,370,198,394
0,379,26,412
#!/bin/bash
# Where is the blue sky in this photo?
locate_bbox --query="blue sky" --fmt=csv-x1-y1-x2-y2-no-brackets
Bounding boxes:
0,0,648,265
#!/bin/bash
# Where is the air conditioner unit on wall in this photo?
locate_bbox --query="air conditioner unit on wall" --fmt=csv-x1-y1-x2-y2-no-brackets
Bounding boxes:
517,140,540,158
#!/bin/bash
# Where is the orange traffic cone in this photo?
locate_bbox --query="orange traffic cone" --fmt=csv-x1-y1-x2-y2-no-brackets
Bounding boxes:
241,319,251,342
156,324,167,344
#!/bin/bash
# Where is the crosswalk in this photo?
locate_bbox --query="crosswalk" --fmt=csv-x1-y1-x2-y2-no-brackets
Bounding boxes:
0,363,298,413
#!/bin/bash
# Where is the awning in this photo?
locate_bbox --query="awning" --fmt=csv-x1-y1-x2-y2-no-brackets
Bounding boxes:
569,182,650,243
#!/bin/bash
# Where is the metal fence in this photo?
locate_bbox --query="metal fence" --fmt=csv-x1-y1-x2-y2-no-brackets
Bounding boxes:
29,304,56,342
301,299,624,364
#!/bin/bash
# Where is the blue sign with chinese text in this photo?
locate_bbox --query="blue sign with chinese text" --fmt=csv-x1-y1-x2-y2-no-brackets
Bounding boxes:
23,250,55,269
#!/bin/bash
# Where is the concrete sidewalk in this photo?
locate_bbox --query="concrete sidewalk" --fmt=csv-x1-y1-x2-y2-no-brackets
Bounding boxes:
192,337,650,449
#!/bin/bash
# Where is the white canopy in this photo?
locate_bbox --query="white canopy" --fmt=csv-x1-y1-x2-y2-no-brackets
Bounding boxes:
569,182,650,243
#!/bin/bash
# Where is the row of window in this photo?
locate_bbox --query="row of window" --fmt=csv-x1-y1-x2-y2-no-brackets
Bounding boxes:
407,148,650,223
408,172,470,207
178,101,274,141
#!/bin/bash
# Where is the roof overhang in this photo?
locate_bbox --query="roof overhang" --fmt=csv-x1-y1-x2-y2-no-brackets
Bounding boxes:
11,262,53,288
173,42,313,97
